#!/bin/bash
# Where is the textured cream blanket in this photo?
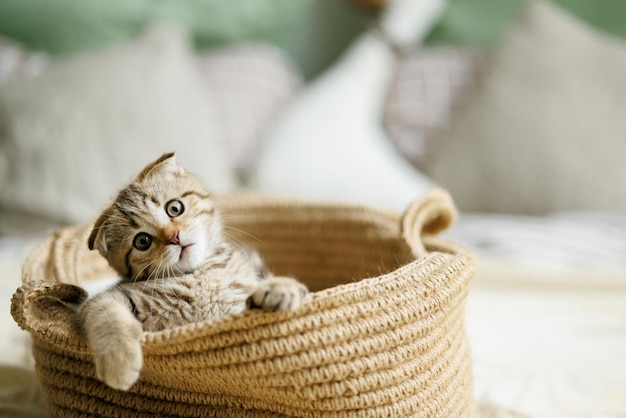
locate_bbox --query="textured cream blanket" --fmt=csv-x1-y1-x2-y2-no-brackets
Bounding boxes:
467,256,626,418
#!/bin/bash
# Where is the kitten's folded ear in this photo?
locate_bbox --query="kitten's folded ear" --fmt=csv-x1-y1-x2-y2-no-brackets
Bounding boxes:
136,152,185,182
88,209,110,255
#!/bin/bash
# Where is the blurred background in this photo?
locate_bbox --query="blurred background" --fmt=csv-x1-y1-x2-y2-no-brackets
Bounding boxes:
0,0,625,417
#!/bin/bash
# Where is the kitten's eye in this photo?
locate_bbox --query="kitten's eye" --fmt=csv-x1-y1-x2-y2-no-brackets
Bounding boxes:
165,199,185,218
133,232,153,251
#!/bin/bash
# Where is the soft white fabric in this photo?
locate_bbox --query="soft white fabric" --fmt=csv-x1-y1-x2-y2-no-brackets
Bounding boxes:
0,26,236,234
426,0,626,214
450,210,626,417
380,0,447,47
250,0,445,211
447,212,626,269
467,259,626,418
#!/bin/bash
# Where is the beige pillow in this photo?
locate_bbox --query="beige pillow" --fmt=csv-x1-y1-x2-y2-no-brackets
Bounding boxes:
0,26,236,234
425,0,626,214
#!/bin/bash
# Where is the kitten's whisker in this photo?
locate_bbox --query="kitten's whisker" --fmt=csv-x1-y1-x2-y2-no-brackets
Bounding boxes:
140,271,153,294
144,261,160,289
148,261,165,316
224,239,250,261
135,259,157,283
223,225,265,245
220,213,267,222
222,236,267,271
164,275,181,303
138,259,159,300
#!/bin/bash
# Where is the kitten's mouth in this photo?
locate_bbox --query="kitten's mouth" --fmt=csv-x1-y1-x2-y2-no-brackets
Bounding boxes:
179,243,194,261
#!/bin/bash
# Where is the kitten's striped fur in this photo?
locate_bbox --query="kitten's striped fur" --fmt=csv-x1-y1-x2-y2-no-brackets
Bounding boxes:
79,153,307,390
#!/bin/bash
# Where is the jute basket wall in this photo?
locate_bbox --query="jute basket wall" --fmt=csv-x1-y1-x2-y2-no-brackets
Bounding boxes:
12,189,476,417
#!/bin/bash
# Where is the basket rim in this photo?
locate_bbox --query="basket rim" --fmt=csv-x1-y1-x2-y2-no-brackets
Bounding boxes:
13,189,474,352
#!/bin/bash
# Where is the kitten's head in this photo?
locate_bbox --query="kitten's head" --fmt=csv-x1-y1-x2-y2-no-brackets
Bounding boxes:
88,153,222,282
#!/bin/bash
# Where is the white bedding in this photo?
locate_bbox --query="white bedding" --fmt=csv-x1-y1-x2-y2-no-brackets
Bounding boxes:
450,213,626,417
467,257,626,417
1,212,625,417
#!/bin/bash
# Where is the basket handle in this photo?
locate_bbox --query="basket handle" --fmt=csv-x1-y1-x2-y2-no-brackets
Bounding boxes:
11,282,88,338
401,188,457,257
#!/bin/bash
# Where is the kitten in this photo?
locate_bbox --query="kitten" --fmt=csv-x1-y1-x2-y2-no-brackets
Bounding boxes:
79,152,308,391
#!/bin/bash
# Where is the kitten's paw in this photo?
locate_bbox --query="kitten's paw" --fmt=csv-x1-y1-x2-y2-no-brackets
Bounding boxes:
248,276,308,312
94,338,143,391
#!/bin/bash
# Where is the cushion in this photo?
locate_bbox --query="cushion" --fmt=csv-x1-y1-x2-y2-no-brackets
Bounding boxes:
383,47,483,170
0,26,236,235
197,44,302,181
426,0,626,46
0,36,48,85
425,0,626,214
0,35,303,199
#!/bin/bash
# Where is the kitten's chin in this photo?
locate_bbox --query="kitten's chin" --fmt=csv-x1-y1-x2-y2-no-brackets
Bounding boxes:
174,241,207,273
169,222,221,274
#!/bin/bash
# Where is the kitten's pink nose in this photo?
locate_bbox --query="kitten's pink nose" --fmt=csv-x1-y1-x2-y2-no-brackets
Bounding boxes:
166,230,180,246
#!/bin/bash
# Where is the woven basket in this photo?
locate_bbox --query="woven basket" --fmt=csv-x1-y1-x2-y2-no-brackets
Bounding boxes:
11,189,476,418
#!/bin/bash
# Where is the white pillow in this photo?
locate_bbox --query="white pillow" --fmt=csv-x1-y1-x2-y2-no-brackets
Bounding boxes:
249,0,444,211
0,26,236,234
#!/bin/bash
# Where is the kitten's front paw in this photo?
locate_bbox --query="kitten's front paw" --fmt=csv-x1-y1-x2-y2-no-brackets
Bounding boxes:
248,276,308,312
94,337,143,391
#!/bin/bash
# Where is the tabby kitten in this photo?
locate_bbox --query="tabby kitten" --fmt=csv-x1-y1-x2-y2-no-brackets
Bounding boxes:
80,152,308,391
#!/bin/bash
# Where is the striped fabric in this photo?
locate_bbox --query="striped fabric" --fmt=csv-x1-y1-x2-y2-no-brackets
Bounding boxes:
196,44,302,181
384,47,483,170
